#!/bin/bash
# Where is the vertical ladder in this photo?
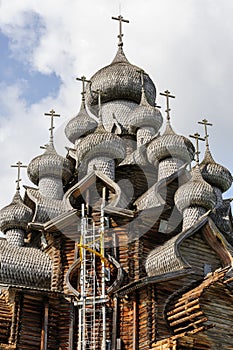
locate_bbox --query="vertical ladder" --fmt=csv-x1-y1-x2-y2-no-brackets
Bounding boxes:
78,191,108,350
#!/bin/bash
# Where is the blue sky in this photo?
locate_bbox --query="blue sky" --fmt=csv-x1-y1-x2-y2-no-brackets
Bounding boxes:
0,0,233,211
0,32,61,104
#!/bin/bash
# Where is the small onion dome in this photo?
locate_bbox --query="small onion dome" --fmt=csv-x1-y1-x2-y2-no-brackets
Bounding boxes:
77,124,125,164
128,89,163,132
85,47,156,109
0,191,33,233
200,147,232,193
147,121,195,164
175,165,216,212
65,100,98,144
27,143,74,186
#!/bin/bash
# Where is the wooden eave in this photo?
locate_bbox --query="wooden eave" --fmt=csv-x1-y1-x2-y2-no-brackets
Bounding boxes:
175,215,233,268
64,170,123,205
114,268,194,297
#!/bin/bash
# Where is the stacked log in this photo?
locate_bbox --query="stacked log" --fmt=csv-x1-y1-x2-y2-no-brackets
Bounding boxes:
47,295,60,349
61,237,75,294
45,232,63,291
0,291,13,345
118,299,134,349
58,297,72,349
17,294,43,349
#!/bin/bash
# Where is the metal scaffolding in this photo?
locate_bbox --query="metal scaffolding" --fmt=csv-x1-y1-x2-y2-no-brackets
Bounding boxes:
77,190,108,350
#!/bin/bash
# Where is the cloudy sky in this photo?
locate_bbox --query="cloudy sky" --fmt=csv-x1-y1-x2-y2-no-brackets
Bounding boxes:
0,0,233,210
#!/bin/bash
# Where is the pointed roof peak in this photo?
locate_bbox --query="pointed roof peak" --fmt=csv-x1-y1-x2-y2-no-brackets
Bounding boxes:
111,45,129,64
164,119,176,135
12,190,23,204
191,164,205,182
201,145,216,165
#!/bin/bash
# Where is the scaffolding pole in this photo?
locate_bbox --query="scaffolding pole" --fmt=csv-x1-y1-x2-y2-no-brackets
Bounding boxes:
77,188,108,350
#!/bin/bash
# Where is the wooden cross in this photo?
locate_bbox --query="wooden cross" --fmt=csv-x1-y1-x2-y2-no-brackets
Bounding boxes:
136,69,147,91
11,161,27,191
92,89,107,122
112,15,129,46
160,90,175,121
189,132,205,164
198,118,213,148
44,109,60,144
76,76,91,101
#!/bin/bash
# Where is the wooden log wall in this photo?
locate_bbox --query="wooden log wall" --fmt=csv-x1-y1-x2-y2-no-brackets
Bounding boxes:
60,237,75,294
58,297,73,350
45,232,63,291
118,297,134,349
156,272,203,342
137,286,156,350
17,293,44,349
0,291,13,345
46,296,60,349
157,268,233,350
200,282,233,349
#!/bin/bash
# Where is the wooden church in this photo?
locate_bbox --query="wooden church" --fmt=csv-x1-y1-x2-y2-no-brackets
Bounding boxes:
0,15,232,350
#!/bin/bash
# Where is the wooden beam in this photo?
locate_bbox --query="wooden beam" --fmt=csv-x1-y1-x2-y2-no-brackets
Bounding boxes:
68,298,75,350
133,295,138,350
40,300,48,350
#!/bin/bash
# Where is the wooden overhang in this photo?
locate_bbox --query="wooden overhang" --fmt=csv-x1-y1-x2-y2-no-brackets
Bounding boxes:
114,215,233,297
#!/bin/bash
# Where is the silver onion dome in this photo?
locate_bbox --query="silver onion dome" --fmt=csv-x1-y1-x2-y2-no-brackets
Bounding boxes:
77,123,125,165
27,143,74,186
200,148,232,193
128,89,163,133
65,100,98,144
147,121,195,165
174,165,217,212
85,47,156,109
0,191,33,232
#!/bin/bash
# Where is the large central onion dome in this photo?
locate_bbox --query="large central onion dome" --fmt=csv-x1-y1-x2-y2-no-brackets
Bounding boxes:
200,147,232,193
85,47,156,109
27,143,74,186
0,191,33,233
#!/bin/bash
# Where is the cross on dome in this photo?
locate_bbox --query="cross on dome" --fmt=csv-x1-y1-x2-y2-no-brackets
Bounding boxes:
92,89,107,124
76,76,91,101
11,161,27,191
112,14,129,47
137,69,148,92
160,90,175,121
198,118,213,148
189,132,205,165
44,109,60,145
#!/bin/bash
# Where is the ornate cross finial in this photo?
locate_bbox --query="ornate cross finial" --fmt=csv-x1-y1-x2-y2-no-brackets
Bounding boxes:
112,15,129,47
189,132,205,165
136,69,148,92
92,89,107,124
44,109,60,145
160,90,175,121
198,118,213,148
11,161,27,191
76,76,91,101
